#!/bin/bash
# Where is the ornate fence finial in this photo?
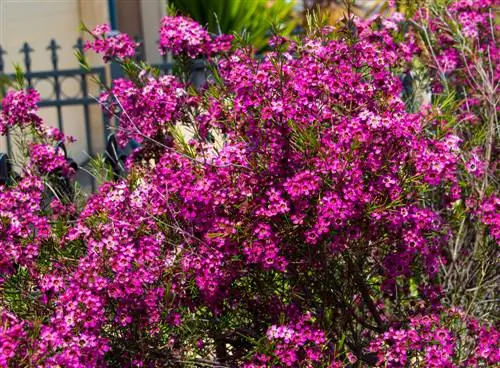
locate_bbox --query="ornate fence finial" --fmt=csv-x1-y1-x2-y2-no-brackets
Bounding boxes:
74,38,85,54
47,39,64,130
47,39,61,71
0,45,6,73
19,42,34,73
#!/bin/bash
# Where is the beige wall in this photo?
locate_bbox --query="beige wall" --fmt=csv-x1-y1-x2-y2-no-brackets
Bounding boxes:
140,0,165,64
0,0,81,73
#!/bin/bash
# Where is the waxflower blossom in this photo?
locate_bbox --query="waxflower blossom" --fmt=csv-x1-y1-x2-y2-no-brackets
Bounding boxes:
0,89,42,133
85,24,138,62
29,143,75,177
465,152,485,177
283,170,321,200
0,175,50,277
159,16,233,58
476,195,500,242
209,34,234,54
159,16,212,58
370,310,500,367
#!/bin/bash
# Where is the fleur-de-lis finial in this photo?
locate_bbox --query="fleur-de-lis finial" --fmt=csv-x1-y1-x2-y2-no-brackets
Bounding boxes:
0,45,6,73
47,39,61,70
19,42,34,73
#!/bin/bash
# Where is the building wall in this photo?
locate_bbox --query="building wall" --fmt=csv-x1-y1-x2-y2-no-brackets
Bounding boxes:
139,0,166,64
0,0,82,73
0,0,165,72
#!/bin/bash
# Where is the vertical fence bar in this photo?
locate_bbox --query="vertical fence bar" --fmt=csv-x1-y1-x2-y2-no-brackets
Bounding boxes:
157,37,172,75
4,132,11,159
97,68,111,149
161,52,168,75
0,45,12,158
134,36,144,62
19,42,33,88
0,45,5,76
0,153,11,186
48,39,63,132
108,0,118,31
74,38,95,191
74,39,92,156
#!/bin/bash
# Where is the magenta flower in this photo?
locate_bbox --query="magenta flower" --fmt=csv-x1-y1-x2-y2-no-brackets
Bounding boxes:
84,24,138,62
0,89,42,133
159,16,233,58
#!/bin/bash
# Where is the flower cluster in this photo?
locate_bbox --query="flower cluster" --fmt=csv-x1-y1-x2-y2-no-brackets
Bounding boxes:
0,88,76,181
0,89,41,134
159,16,233,58
29,143,74,177
476,195,500,242
245,313,331,367
0,310,28,368
370,310,500,367
159,16,211,57
98,75,188,146
0,175,50,278
85,24,138,62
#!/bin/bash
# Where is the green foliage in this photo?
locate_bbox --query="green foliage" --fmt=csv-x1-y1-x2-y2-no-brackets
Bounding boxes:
0,74,12,99
13,64,25,90
75,49,91,74
402,0,425,16
2,267,31,316
87,153,118,186
169,0,298,52
0,64,21,99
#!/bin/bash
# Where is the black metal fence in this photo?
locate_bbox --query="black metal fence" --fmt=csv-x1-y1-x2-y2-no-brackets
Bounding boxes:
0,39,111,159
0,38,180,191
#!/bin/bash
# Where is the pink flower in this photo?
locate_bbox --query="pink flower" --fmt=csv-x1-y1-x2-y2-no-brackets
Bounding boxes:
159,16,233,58
0,89,42,133
85,24,138,62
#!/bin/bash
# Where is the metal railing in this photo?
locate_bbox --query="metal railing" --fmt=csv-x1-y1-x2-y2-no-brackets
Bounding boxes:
0,37,182,190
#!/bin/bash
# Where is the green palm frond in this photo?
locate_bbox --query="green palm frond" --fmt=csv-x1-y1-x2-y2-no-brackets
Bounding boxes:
170,0,298,52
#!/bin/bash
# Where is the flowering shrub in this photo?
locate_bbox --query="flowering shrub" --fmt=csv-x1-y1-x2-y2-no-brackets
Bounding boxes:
159,16,213,58
245,313,333,367
84,24,138,62
370,309,500,367
0,311,28,368
98,75,192,147
0,89,41,134
409,0,499,318
0,1,498,367
476,195,500,242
